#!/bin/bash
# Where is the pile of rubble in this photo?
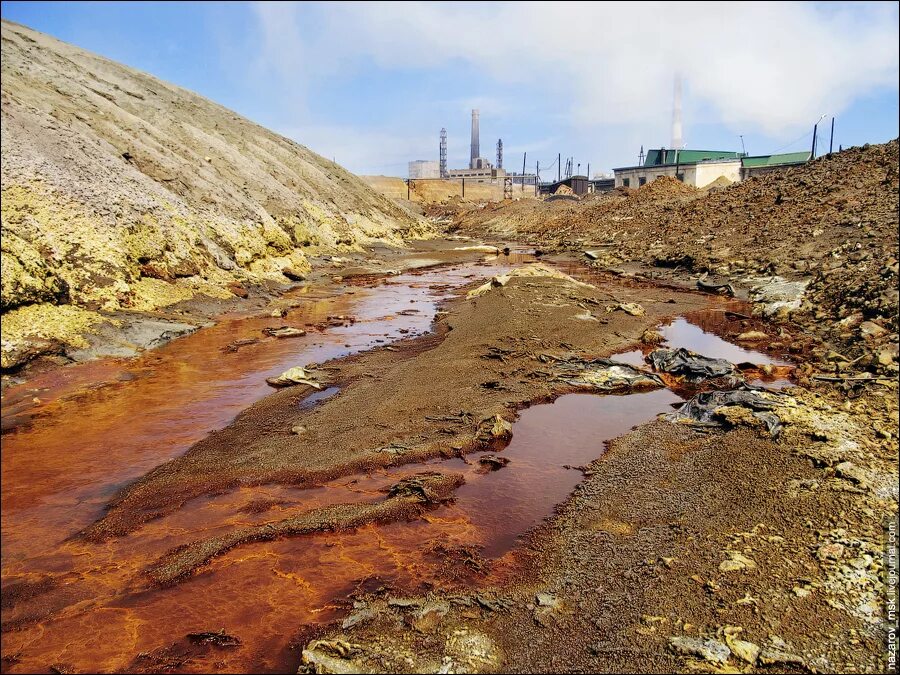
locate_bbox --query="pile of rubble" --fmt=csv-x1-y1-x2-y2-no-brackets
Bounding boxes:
452,141,899,376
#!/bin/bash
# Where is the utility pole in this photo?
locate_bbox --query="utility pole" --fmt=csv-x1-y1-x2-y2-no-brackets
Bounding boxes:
811,114,826,160
587,163,590,180
522,152,527,192
740,135,746,155
810,123,817,160
829,117,835,154
536,160,540,196
558,153,561,182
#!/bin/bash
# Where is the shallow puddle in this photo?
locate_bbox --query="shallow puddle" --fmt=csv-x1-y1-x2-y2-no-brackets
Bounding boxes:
661,316,790,366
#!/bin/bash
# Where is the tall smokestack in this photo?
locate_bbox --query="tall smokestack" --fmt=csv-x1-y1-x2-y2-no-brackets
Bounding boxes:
470,109,480,169
671,74,683,150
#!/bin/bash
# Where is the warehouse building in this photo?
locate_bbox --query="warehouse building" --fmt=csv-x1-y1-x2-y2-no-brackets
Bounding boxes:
613,148,810,189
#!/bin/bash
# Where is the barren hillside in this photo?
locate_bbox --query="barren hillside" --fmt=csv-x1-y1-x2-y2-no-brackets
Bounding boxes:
452,141,899,371
1,20,428,368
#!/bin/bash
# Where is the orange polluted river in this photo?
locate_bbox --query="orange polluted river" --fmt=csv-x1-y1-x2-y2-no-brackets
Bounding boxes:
1,255,785,673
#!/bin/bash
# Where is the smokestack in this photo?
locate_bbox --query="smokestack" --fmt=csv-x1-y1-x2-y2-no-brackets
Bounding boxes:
671,74,683,150
470,109,480,169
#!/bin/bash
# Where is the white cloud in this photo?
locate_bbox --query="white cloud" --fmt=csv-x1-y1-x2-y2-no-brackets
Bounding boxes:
251,1,898,171
279,123,437,175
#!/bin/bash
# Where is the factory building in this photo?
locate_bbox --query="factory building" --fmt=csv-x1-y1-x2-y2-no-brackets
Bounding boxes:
408,160,440,179
613,149,810,189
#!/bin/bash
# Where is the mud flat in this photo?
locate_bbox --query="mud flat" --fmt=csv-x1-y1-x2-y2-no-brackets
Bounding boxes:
1,246,896,673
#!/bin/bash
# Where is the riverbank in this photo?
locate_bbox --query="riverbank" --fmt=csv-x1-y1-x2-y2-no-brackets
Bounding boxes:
3,239,896,673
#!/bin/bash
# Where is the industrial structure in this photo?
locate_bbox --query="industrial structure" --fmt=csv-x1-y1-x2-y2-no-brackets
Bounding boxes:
445,108,506,182
613,149,811,189
408,160,440,179
612,74,811,189
439,128,448,178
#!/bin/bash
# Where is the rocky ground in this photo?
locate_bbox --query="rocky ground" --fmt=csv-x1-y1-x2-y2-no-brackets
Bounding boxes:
10,247,890,674
447,141,899,379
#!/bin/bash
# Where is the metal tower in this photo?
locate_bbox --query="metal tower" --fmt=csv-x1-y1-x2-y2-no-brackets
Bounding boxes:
439,128,448,178
496,138,503,169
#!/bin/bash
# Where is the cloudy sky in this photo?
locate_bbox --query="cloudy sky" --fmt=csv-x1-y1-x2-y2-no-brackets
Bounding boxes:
3,1,898,177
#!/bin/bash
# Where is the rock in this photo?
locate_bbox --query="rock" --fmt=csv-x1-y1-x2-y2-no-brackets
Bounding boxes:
266,366,322,388
301,640,366,674
409,601,449,632
723,628,761,665
169,259,199,278
477,414,512,442
758,648,805,666
282,267,306,282
467,264,590,299
817,542,845,561
291,425,307,435
477,454,510,471
560,360,663,391
532,593,562,627
834,461,867,485
342,607,375,629
584,250,599,260
877,344,898,365
271,308,287,318
535,592,560,608
668,636,731,664
616,302,645,316
263,326,305,338
641,328,664,345
736,330,768,341
186,629,241,646
444,629,503,672
719,551,757,573
859,321,888,338
227,283,249,299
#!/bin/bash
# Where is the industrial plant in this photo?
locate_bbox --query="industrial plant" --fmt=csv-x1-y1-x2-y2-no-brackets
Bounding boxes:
409,109,537,187
408,76,824,198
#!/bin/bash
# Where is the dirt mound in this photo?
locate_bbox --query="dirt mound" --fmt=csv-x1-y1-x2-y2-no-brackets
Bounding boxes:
554,184,574,195
633,175,698,199
702,175,734,190
1,20,428,369
452,140,899,374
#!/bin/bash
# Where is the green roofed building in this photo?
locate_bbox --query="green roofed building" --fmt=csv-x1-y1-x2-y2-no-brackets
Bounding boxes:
613,147,810,189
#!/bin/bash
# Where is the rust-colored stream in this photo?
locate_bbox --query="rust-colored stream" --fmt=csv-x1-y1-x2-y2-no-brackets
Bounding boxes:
1,253,785,673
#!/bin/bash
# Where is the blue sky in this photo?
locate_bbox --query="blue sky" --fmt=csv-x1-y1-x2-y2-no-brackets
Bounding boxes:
2,1,898,177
